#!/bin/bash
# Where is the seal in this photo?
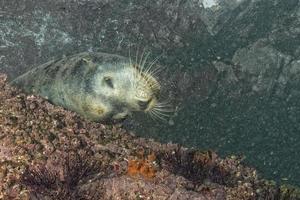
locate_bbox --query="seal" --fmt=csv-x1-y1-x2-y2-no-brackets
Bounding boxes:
10,52,166,122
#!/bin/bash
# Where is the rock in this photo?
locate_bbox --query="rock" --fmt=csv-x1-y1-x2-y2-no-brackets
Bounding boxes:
199,0,246,34
0,0,214,80
213,0,300,59
232,39,293,96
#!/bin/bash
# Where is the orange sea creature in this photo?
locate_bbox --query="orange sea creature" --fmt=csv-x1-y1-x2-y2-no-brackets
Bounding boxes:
127,152,157,179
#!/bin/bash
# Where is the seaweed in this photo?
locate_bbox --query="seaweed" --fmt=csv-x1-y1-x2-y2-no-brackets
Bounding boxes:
21,150,104,200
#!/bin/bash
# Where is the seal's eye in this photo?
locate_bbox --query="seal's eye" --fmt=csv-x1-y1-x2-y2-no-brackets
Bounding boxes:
103,76,114,89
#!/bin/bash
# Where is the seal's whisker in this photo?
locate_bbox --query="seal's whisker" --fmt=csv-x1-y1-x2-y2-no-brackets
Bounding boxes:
154,109,173,114
156,99,172,106
144,61,156,77
156,101,172,107
144,54,162,76
141,52,151,72
138,51,152,89
138,48,146,71
148,80,160,88
149,109,167,122
132,48,139,90
129,47,133,68
131,48,142,90
132,64,139,90
147,66,162,78
149,110,161,122
153,107,174,114
130,68,135,88
152,107,173,116
128,44,132,62
135,46,140,69
133,48,149,89
151,100,174,121
127,50,136,89
151,109,169,122
152,101,173,113
153,110,171,118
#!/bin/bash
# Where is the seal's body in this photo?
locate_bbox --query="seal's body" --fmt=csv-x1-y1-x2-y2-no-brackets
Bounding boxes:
11,52,161,122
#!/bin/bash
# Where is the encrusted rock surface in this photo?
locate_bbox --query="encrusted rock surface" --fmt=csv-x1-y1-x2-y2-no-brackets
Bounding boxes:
1,73,300,200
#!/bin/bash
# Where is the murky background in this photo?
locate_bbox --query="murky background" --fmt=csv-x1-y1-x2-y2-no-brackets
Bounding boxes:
1,0,300,186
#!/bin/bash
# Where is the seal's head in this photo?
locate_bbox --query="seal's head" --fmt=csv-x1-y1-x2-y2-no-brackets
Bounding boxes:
91,58,162,121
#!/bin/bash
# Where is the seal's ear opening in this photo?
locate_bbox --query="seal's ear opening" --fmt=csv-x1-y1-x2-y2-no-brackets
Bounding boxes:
103,76,114,89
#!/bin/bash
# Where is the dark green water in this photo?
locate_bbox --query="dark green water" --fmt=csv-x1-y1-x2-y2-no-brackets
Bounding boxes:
132,79,300,187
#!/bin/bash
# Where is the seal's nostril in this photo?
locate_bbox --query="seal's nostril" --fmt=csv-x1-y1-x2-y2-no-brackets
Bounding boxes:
138,98,152,110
